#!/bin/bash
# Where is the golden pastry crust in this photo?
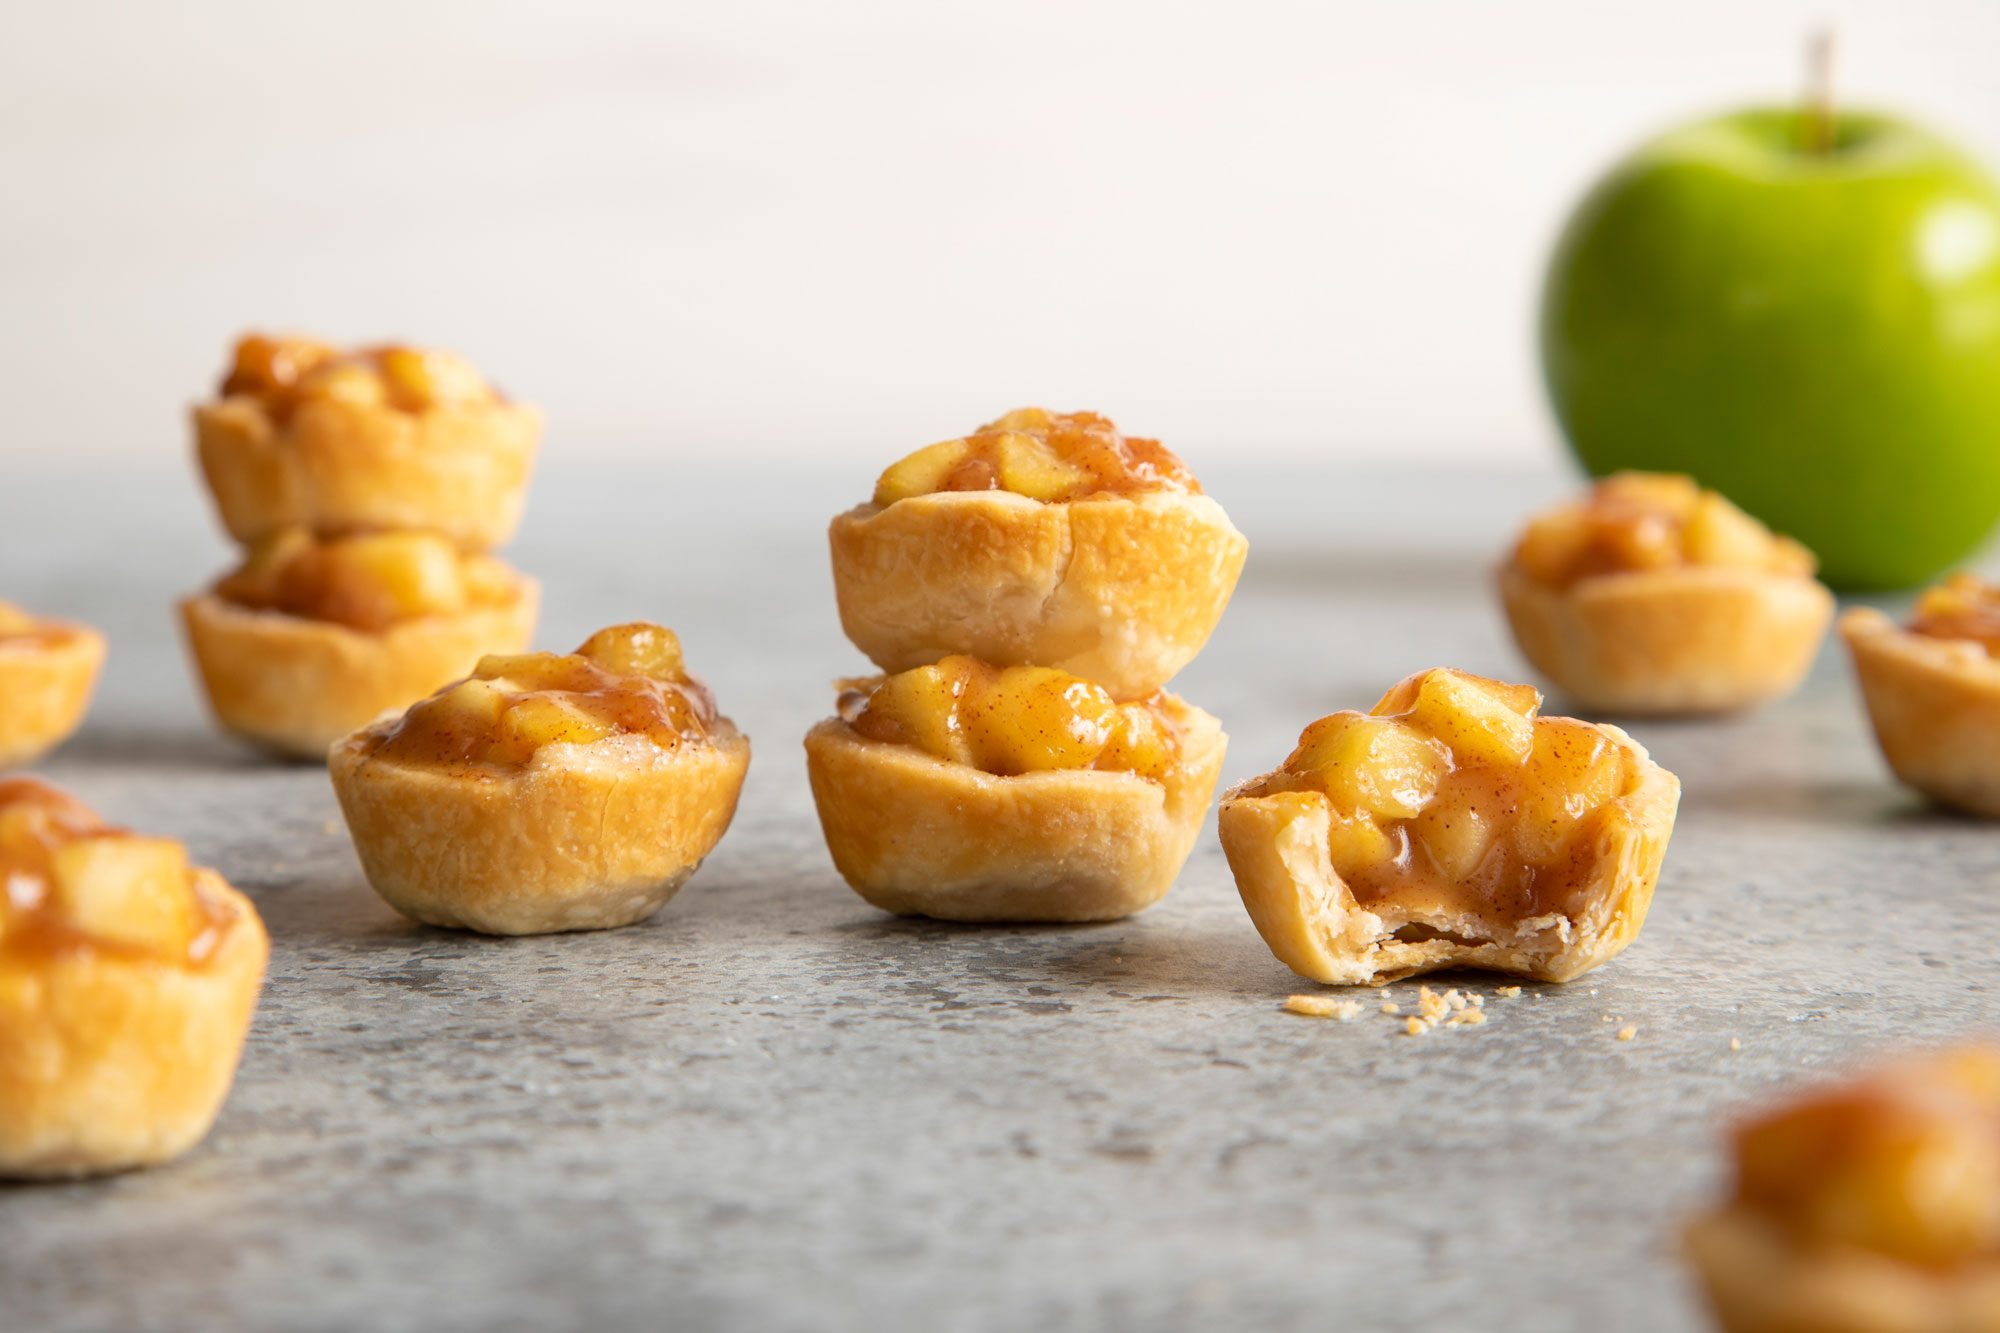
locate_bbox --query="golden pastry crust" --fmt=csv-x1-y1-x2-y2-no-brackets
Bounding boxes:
329,722,751,935
194,394,540,551
0,622,105,768
1842,606,2000,816
803,698,1227,923
829,490,1247,699
1499,563,1833,715
1219,720,1678,985
179,583,538,759
1687,1207,2000,1333
0,868,268,1179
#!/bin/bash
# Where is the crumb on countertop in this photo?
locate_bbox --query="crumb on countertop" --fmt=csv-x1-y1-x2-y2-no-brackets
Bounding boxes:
1496,985,1522,998
1729,1037,1741,1051
1616,1025,1637,1042
1284,995,1362,1022
1404,1016,1431,1037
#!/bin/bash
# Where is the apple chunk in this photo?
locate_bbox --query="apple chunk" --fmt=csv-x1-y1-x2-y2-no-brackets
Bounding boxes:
49,835,197,954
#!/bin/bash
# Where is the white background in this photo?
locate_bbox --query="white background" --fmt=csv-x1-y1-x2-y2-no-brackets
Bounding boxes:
4,0,1998,469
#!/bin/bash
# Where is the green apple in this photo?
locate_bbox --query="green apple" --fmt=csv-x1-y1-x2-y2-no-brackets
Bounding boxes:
1542,108,2000,589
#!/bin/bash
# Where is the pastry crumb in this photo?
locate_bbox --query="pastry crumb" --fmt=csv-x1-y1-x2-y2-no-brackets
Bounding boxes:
1379,1001,1400,1016
1283,995,1361,1022
1495,985,1522,998
1445,1007,1487,1028
1417,986,1451,1022
1467,992,1485,1007
1729,1037,1742,1051
1616,1025,1637,1042
1404,1016,1431,1037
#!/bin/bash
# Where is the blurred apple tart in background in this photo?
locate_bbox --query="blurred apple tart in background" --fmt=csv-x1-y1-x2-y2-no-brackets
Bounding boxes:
1219,667,1678,985
180,530,536,758
0,601,105,767
805,655,1226,922
330,623,749,936
1687,1045,2000,1332
0,778,267,1178
1500,472,1833,714
1843,572,2000,816
829,409,1248,699
195,334,540,551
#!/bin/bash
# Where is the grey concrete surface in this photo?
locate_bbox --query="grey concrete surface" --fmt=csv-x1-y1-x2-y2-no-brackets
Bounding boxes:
2,459,1994,1332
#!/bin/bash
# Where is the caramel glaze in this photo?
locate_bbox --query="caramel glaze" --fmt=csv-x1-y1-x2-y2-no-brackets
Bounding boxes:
370,653,718,772
937,411,1199,500
1258,715,1631,930
0,778,239,968
1910,573,2000,656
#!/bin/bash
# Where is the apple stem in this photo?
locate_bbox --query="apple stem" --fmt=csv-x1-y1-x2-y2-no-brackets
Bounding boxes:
1803,27,1836,154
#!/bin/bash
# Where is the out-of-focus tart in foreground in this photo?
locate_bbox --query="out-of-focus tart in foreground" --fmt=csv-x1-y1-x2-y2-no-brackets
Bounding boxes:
0,779,267,1178
1500,472,1832,715
194,334,541,551
330,623,750,936
1219,667,1678,986
828,409,1248,699
180,530,537,758
804,656,1227,922
1844,574,2000,817
0,602,105,767
1687,1046,2000,1333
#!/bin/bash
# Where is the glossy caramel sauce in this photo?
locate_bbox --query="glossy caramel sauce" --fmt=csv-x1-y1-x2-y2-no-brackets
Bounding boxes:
1730,1047,2000,1268
214,530,519,632
1250,668,1633,929
371,623,718,769
872,408,1201,506
841,656,1185,783
0,778,238,967
220,333,497,424
1511,471,1816,589
1910,573,2000,656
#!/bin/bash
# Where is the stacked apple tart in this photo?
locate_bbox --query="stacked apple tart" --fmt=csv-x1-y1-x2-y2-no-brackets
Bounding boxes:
180,335,541,756
808,409,1248,921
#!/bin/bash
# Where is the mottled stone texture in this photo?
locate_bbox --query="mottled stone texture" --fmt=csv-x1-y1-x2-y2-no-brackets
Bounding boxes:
2,463,1989,1333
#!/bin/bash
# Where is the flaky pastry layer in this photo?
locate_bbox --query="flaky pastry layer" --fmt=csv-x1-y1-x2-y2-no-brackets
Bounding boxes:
1842,607,2000,817
330,724,751,935
0,626,105,767
1686,1207,2000,1333
179,584,538,759
1218,723,1678,985
803,701,1226,922
194,395,540,550
0,870,267,1179
1500,564,1832,715
829,490,1247,699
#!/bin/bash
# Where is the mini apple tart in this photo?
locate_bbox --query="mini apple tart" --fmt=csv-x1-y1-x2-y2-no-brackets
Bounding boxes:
1219,667,1678,986
829,409,1249,699
1687,1046,2000,1333
194,333,540,550
1843,573,2000,816
0,601,105,768
0,778,267,1178
804,655,1227,922
330,623,750,936
1500,472,1833,714
180,530,538,758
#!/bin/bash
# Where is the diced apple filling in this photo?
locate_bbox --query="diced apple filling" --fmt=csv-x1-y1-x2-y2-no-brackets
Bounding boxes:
372,623,717,768
871,408,1202,506
215,530,518,632
0,778,217,961
1730,1047,2000,1267
221,334,496,422
1910,572,2000,655
1268,668,1634,930
846,655,1183,782
1512,471,1817,588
